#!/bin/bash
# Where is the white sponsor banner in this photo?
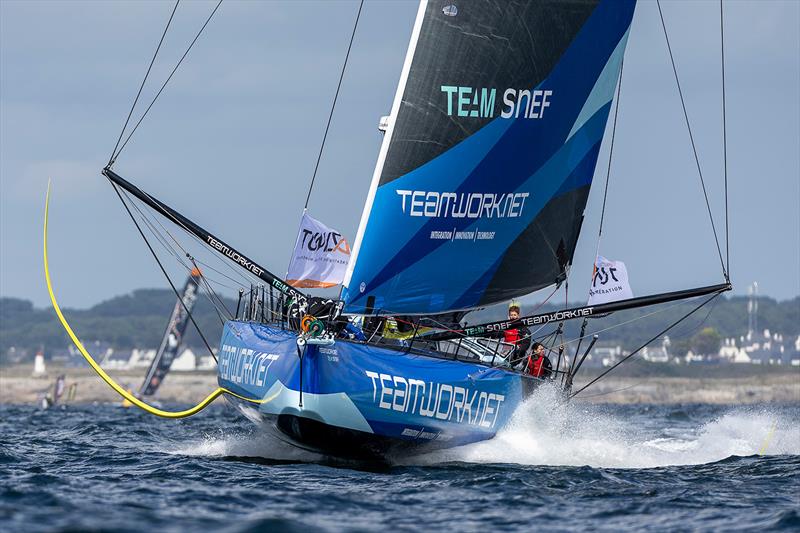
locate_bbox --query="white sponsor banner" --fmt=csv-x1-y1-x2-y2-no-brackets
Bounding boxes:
588,256,633,305
286,213,350,288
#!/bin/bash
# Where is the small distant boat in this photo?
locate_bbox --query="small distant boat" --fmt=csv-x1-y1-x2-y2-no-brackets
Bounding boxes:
40,374,66,410
120,269,200,409
139,269,202,398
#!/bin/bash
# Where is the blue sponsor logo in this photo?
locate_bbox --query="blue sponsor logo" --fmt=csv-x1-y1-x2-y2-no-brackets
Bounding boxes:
441,85,553,119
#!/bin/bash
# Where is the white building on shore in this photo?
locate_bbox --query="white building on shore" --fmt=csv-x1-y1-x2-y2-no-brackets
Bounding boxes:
719,330,799,366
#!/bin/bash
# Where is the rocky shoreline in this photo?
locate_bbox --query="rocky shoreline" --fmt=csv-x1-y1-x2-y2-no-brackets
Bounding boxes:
2,365,798,406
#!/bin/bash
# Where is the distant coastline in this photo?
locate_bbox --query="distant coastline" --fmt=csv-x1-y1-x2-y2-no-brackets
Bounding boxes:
2,364,797,406
2,291,799,361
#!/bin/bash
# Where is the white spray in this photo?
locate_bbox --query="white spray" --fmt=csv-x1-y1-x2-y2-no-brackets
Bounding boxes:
412,382,800,468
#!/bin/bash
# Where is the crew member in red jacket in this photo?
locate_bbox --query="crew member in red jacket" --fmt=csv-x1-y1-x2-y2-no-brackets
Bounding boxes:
503,302,531,367
526,342,552,378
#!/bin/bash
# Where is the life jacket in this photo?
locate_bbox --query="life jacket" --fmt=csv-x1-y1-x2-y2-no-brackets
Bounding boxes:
503,328,521,345
526,355,548,377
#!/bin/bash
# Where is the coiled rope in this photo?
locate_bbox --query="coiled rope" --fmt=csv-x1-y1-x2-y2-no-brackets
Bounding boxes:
43,182,263,418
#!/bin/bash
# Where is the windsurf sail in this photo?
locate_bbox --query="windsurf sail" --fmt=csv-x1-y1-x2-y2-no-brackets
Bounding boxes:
53,374,66,404
139,269,201,397
343,0,637,315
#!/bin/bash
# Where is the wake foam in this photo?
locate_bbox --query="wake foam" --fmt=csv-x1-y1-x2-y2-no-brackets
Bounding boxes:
412,383,800,468
170,428,325,463
168,384,799,469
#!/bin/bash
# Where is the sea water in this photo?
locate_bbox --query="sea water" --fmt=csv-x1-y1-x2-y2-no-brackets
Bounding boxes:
1,385,798,531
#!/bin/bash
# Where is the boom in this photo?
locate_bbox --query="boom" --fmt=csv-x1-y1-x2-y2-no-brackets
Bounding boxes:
425,282,731,341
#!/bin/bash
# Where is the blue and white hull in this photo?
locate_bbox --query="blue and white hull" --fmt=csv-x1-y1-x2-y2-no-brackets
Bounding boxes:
217,321,541,459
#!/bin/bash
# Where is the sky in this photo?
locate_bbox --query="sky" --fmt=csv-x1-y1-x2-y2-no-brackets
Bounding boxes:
1,0,798,311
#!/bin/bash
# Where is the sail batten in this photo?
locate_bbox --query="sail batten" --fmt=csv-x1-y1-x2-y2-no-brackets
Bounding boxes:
343,0,637,316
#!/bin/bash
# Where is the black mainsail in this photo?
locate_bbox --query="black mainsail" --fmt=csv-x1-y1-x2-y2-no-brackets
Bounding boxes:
342,0,637,315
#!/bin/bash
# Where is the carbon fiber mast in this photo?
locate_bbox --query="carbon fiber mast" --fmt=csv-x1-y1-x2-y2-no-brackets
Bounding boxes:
102,167,307,306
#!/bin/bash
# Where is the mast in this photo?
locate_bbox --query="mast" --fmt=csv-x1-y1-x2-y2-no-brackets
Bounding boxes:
343,0,428,291
425,282,731,341
102,167,306,304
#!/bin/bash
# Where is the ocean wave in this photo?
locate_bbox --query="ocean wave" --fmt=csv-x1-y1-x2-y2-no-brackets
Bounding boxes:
409,383,800,468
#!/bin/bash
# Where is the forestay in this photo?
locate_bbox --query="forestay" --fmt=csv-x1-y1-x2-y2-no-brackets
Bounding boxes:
343,0,637,315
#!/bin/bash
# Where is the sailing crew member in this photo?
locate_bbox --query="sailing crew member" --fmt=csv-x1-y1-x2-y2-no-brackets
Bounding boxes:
503,302,531,367
526,342,552,378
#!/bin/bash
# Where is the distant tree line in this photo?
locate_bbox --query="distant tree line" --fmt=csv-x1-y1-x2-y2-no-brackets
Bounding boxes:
1,291,798,360
0,289,236,359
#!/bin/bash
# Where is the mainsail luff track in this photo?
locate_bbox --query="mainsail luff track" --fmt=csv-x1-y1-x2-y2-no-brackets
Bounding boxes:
102,167,306,303
425,282,732,341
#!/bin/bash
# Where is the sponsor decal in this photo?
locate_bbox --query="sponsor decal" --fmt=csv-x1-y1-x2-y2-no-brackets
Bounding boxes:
465,307,595,336
299,229,349,254
364,370,505,429
396,190,529,219
441,86,553,119
219,344,280,387
273,279,290,292
206,236,264,277
441,86,496,118
430,229,496,241
319,346,339,362
401,427,452,441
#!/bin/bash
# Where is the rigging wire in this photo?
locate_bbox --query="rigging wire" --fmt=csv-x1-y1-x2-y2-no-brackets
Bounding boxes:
110,0,224,165
303,0,364,211
109,0,179,166
548,293,715,352
109,180,218,362
131,192,257,290
570,291,722,398
122,188,244,308
661,287,721,340
122,191,238,322
118,184,228,344
656,0,727,280
43,185,264,418
720,0,730,279
110,169,265,294
135,203,230,334
593,58,625,265
190,257,235,321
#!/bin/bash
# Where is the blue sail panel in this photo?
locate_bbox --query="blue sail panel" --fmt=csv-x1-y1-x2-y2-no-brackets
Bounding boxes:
343,0,636,315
